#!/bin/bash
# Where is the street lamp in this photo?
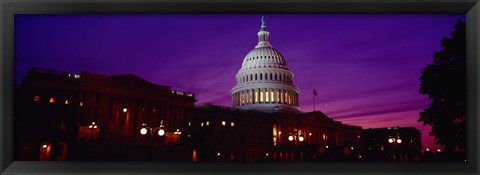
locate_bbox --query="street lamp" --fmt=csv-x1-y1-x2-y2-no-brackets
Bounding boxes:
174,129,182,143
388,136,402,161
288,130,304,161
139,120,165,160
88,122,98,141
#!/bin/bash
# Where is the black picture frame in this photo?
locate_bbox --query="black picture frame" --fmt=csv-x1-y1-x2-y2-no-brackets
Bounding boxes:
1,0,479,174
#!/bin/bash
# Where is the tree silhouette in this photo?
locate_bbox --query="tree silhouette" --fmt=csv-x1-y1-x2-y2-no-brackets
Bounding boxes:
419,19,466,159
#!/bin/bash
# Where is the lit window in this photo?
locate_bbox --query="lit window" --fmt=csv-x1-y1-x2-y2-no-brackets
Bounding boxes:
49,97,55,103
206,121,209,126
123,108,127,113
64,100,69,105
265,89,269,102
201,122,204,127
277,91,280,102
222,121,226,126
230,122,235,127
260,91,264,102
79,101,83,107
188,122,191,126
74,74,81,79
33,96,40,102
270,91,274,102
255,91,258,103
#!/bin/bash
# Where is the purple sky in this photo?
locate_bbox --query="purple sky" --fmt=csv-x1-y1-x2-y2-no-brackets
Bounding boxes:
15,14,465,151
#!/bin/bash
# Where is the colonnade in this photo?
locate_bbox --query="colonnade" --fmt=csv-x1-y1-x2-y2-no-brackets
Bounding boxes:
232,88,298,107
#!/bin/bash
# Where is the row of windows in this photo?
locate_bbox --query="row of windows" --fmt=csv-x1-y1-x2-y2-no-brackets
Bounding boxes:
246,55,283,64
233,88,298,106
33,95,83,106
239,72,292,83
200,121,235,127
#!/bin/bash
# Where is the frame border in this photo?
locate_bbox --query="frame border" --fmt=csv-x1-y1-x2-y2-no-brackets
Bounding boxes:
1,0,479,174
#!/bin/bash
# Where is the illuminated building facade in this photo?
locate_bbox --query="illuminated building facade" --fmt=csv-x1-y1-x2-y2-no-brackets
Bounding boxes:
193,104,364,161
231,17,300,113
15,67,195,161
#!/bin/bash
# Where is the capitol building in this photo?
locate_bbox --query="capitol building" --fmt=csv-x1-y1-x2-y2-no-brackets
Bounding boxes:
231,17,300,113
14,16,422,162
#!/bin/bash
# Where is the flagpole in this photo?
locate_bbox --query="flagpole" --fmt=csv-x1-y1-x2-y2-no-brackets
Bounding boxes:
313,89,316,112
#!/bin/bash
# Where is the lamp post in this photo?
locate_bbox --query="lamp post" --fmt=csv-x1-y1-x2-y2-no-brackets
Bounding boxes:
388,136,402,161
174,129,182,143
88,122,97,141
140,120,165,160
288,130,304,161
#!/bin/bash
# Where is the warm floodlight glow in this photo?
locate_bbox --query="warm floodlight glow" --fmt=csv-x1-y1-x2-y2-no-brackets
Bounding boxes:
298,136,304,142
42,144,47,149
93,125,97,128
388,138,394,143
217,153,221,156
158,129,165,136
351,147,354,150
140,128,147,135
288,135,294,141
123,108,127,113
396,138,402,144
437,149,442,152
426,148,430,152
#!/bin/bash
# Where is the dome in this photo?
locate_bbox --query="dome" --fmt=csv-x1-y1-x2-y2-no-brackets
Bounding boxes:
231,16,301,113
241,47,290,71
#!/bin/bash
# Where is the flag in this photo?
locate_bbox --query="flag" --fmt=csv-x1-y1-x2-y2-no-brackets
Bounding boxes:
313,89,317,96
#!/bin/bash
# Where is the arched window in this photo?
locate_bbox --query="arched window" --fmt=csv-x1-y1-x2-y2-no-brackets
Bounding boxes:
260,73,263,80
265,73,268,80
279,74,282,81
283,74,286,82
243,76,245,83
275,73,278,81
270,73,273,80
250,74,253,82
255,74,258,80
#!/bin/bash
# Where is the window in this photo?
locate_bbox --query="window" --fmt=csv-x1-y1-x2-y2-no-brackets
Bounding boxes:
201,122,204,127
64,100,69,105
275,74,277,80
49,97,55,103
80,101,83,107
206,121,209,126
33,96,40,102
231,122,235,127
250,75,252,81
222,121,226,126
188,122,191,126
255,74,257,80
255,91,258,103
260,91,264,102
260,74,263,80
265,89,269,102
270,90,274,103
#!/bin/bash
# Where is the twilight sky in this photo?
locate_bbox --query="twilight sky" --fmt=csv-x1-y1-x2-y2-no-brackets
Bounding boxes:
15,14,465,151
